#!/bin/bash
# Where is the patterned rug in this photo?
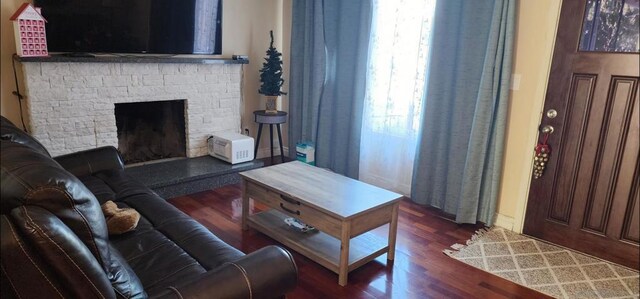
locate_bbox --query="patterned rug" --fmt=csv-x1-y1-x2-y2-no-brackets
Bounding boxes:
444,227,639,298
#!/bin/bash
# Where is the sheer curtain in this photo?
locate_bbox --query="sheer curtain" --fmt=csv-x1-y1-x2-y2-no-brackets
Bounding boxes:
359,0,436,195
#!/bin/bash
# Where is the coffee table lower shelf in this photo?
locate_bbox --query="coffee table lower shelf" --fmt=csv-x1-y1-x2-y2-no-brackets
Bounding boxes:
247,209,389,275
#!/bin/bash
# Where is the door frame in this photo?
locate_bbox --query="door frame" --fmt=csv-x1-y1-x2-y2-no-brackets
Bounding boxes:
510,0,563,233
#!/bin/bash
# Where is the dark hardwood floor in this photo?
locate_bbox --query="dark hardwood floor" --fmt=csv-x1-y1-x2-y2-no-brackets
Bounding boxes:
168,159,550,299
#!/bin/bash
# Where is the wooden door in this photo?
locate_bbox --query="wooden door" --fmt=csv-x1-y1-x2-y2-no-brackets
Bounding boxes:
523,0,639,269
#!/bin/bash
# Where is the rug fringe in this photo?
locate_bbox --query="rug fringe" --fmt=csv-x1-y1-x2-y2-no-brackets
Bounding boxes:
443,249,456,257
467,227,490,245
450,243,465,250
442,227,491,256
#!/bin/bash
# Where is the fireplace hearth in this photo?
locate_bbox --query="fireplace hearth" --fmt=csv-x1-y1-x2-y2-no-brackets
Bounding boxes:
115,100,186,164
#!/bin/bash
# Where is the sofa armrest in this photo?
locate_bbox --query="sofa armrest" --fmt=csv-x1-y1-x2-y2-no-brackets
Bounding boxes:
54,146,124,177
162,245,298,299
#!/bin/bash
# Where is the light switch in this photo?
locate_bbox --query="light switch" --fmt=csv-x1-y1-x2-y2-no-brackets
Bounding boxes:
511,74,521,91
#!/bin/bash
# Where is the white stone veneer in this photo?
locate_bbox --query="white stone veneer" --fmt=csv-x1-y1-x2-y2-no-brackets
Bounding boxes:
20,62,242,157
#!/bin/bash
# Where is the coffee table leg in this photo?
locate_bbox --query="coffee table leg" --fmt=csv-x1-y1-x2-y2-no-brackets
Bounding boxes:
241,180,249,230
387,202,399,260
339,221,351,286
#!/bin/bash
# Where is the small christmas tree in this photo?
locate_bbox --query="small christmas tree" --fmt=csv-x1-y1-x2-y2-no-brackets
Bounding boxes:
259,30,287,97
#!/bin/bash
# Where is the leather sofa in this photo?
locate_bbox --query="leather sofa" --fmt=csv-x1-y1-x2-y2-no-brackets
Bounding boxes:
0,116,297,298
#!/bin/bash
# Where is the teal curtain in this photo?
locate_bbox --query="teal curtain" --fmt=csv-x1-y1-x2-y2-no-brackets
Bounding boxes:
411,0,516,225
288,0,372,178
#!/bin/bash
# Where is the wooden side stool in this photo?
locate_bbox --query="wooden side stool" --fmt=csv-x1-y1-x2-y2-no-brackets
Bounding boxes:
253,110,287,163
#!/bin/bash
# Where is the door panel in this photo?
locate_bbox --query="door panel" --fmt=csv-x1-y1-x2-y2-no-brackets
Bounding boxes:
615,95,639,243
621,173,639,243
524,0,639,269
548,74,596,224
583,77,638,233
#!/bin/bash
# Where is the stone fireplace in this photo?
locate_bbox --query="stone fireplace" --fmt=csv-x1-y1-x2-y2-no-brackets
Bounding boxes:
17,56,246,158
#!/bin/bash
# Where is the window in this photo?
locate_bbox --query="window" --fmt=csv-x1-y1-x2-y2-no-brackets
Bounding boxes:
359,0,437,195
579,0,640,52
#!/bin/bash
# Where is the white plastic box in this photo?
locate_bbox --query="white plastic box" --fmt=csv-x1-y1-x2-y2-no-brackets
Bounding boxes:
207,132,254,164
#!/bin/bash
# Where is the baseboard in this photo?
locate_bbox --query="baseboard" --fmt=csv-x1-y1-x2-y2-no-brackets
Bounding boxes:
494,213,515,231
256,146,289,159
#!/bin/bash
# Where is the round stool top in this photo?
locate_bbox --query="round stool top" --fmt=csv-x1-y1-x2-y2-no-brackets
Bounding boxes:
254,110,287,124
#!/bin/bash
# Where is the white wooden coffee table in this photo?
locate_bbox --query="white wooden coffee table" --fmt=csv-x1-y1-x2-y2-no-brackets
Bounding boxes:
240,161,402,286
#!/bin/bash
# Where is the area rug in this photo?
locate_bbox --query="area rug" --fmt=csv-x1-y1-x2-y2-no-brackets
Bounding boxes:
444,227,639,298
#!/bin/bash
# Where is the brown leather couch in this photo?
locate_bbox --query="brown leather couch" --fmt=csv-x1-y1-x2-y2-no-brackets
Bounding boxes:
0,116,297,298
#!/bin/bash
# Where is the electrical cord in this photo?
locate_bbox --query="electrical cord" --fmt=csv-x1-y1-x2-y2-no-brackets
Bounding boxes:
240,64,246,135
11,54,28,132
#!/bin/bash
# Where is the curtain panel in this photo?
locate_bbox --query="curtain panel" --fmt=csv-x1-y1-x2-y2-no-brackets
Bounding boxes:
288,0,373,178
411,0,516,225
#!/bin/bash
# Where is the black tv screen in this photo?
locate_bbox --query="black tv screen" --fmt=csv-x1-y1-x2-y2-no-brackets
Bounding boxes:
34,0,222,55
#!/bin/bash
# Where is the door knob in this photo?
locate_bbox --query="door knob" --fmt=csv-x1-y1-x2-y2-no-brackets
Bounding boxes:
541,125,554,134
546,109,558,119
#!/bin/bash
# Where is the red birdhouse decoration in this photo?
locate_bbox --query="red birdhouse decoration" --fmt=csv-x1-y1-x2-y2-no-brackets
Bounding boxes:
10,3,48,57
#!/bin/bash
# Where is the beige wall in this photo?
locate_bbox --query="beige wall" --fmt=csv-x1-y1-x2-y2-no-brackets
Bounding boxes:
223,0,290,155
496,0,563,231
1,0,24,126
1,0,289,154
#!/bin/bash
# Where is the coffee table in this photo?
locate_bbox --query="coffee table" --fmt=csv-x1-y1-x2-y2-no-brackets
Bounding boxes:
240,161,402,286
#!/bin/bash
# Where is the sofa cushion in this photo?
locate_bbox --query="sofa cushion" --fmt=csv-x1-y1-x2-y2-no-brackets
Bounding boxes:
0,141,145,298
109,210,207,297
123,195,245,269
84,171,245,267
0,116,50,157
76,170,246,296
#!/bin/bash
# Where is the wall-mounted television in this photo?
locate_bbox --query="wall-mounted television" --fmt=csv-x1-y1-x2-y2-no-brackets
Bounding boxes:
34,0,222,55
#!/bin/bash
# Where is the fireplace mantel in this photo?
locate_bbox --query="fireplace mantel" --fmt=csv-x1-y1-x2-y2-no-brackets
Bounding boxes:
17,54,244,157
14,53,249,65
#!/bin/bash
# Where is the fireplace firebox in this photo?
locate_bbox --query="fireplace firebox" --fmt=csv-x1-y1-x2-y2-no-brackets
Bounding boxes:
115,100,186,164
